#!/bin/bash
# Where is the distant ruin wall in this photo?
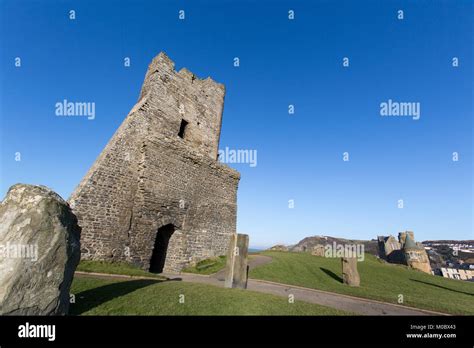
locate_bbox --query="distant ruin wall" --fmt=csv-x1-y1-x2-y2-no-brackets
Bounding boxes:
378,231,432,274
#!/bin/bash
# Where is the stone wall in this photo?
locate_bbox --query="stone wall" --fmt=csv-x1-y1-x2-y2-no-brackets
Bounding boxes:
69,52,240,272
406,255,432,274
398,231,415,248
404,249,432,274
378,232,432,274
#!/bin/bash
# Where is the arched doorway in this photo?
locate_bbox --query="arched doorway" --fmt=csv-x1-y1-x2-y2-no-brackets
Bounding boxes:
149,224,175,273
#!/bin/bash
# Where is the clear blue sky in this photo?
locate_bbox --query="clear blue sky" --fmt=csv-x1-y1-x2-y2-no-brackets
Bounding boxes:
1,0,472,248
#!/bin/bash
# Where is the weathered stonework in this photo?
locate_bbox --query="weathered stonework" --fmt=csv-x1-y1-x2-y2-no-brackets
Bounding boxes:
69,52,240,273
341,257,360,287
0,184,81,315
224,233,249,289
403,234,432,274
377,231,431,274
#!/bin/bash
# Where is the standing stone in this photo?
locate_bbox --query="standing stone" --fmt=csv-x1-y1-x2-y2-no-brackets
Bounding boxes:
224,233,249,289
0,184,81,315
341,257,360,287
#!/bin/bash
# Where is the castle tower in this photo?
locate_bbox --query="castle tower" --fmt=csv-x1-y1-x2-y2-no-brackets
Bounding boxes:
403,234,432,274
398,231,415,248
68,52,240,273
378,235,404,264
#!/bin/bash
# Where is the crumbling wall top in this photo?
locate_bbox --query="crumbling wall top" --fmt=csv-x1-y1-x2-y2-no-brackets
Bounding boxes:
138,52,226,160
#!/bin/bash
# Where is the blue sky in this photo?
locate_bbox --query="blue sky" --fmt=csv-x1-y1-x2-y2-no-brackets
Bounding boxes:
1,0,472,248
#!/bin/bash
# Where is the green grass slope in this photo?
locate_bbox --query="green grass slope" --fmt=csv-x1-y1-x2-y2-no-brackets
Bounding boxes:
249,251,474,315
70,275,350,315
77,260,165,279
182,256,227,275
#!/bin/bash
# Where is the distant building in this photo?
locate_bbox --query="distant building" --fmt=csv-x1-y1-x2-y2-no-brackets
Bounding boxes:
377,231,432,274
440,267,474,281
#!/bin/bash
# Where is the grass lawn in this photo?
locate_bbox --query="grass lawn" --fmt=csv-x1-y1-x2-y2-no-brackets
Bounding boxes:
249,251,474,315
77,260,165,279
182,254,261,275
182,256,227,275
70,275,350,315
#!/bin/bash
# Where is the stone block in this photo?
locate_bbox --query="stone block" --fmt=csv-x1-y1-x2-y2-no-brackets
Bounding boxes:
224,233,249,289
341,257,360,287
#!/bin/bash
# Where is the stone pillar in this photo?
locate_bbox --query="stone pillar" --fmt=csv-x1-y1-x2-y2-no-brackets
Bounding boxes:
224,233,249,289
341,257,360,287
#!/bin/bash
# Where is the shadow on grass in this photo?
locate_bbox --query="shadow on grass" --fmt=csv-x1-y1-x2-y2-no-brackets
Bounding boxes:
320,267,342,283
70,279,162,315
409,279,474,296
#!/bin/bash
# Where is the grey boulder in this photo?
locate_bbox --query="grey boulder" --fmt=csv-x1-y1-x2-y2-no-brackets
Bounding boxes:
0,184,81,315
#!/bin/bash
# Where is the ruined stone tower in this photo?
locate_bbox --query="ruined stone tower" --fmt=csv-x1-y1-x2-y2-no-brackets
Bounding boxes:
377,231,431,274
402,233,432,274
69,52,240,273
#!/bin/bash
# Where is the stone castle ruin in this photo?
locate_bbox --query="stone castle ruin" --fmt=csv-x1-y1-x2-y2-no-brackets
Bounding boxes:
377,231,432,274
69,52,240,273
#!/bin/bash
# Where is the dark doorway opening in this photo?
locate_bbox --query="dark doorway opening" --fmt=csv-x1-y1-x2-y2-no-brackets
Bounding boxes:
149,224,175,273
178,119,188,139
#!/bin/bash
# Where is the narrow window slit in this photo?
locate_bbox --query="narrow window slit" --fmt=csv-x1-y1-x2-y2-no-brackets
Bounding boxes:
178,119,188,138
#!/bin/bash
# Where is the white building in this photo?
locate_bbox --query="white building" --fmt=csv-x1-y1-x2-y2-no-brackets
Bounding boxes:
440,267,474,281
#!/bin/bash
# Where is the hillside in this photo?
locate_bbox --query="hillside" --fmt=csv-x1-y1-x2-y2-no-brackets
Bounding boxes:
270,236,474,270
272,235,379,255
250,251,474,315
